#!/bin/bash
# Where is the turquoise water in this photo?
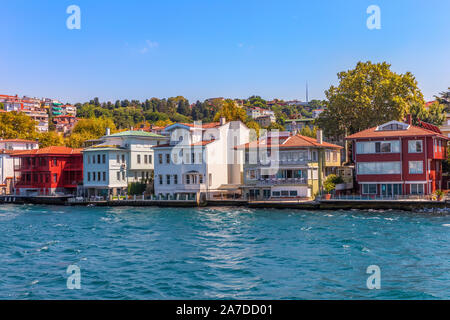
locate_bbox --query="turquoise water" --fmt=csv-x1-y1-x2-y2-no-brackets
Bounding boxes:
0,204,449,300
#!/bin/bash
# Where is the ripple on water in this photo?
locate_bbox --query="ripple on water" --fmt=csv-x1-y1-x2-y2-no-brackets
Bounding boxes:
0,205,449,299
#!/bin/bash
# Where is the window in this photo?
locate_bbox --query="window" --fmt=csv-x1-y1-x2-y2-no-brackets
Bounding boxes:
312,151,317,161
102,154,106,163
92,155,96,164
247,170,257,180
88,172,91,182
97,155,101,164
159,154,163,164
117,155,120,163
357,162,401,175
186,175,191,184
122,171,125,180
98,172,101,181
326,151,331,161
149,155,152,164
121,155,125,163
410,184,424,195
174,175,178,184
159,175,163,185
166,154,170,164
408,140,423,153
166,175,171,185
117,172,120,181
199,175,203,184
272,191,281,197
356,141,400,154
409,161,423,174
362,184,377,194
144,155,148,164
53,173,57,183
103,172,106,181
289,191,298,197
333,152,338,162
281,191,289,197
137,155,141,164
191,153,195,164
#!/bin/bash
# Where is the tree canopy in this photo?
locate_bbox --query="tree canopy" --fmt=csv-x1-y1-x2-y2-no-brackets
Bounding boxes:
0,111,38,140
316,61,424,138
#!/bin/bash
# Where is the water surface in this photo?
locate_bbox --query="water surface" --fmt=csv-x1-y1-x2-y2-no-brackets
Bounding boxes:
0,204,449,299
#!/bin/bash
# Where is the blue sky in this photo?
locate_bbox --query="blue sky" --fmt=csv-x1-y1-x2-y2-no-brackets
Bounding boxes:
1,0,449,104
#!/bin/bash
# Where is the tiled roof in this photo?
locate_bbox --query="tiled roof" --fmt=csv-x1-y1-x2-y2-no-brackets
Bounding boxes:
179,122,222,129
346,124,449,140
11,146,83,156
236,134,342,150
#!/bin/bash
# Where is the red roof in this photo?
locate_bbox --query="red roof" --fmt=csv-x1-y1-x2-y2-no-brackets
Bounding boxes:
346,123,449,140
11,146,83,156
236,134,342,150
178,122,222,129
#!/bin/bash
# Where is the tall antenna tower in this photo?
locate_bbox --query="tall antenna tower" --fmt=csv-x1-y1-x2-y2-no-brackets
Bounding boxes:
306,82,309,104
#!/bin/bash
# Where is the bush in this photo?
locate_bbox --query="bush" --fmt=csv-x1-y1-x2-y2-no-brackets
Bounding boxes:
323,174,344,193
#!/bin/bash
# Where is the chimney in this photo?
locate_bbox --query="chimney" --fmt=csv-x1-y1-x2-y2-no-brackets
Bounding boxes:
317,130,323,145
406,114,412,125
105,127,111,136
220,117,226,126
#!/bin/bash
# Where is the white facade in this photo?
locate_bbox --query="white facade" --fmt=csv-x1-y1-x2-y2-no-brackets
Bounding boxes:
0,140,38,194
82,131,167,197
246,108,276,124
153,120,250,199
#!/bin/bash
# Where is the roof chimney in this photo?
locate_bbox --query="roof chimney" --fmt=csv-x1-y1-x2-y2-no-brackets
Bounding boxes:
406,114,412,126
220,117,226,126
105,127,111,136
317,130,323,145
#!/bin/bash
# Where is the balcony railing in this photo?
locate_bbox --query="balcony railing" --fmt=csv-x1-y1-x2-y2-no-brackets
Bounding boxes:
252,178,307,186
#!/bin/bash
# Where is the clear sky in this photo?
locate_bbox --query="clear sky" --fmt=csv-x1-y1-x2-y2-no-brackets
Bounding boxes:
1,0,449,104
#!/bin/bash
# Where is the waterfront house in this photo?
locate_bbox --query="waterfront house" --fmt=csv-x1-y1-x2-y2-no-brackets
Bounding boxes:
238,131,343,200
82,130,168,198
152,119,250,200
12,146,83,196
346,117,449,196
0,139,39,195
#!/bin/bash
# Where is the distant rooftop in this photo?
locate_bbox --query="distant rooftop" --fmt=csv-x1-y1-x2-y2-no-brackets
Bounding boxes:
105,130,165,138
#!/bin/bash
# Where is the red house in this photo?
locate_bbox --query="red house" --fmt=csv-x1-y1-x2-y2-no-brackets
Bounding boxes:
12,146,83,196
346,118,449,196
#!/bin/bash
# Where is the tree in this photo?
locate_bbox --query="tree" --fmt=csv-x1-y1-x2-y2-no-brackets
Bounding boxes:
316,61,424,139
214,99,247,122
436,87,450,111
410,101,445,126
266,122,285,131
0,111,38,140
300,126,319,138
38,131,65,148
245,121,261,140
66,117,117,148
323,174,344,194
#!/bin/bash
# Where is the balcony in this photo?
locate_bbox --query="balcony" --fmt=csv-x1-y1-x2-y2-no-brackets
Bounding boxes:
251,178,307,186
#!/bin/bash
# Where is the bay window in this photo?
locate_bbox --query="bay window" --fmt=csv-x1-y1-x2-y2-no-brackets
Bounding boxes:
357,162,401,175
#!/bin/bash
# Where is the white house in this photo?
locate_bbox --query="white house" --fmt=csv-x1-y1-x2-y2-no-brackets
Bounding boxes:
246,107,276,125
0,139,39,194
82,130,168,198
153,119,250,200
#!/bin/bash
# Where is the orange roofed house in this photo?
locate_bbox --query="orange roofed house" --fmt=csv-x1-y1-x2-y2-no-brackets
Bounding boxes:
346,117,449,197
11,146,83,196
239,131,344,200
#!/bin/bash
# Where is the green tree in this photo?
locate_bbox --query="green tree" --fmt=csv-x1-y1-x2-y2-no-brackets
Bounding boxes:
316,61,424,139
0,111,38,140
214,99,247,122
436,87,450,111
410,101,445,126
245,120,261,140
38,131,65,148
66,117,117,148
